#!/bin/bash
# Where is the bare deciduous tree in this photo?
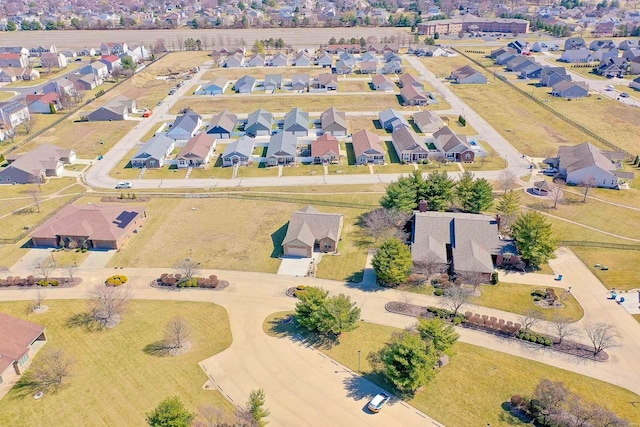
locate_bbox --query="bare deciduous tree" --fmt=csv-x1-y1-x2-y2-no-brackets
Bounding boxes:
584,322,618,356
196,404,225,427
66,263,79,282
498,169,518,194
581,177,597,203
28,188,42,213
175,258,201,281
164,317,191,350
590,405,630,427
31,289,45,311
30,348,74,391
33,256,56,280
549,313,577,344
21,114,37,134
88,283,132,328
552,182,562,209
413,257,445,282
519,309,542,333
361,208,410,242
457,271,486,293
443,286,473,316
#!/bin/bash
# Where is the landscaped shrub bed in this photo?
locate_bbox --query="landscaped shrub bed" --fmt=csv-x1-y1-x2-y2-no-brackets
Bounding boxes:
516,330,553,346
105,275,128,286
154,273,227,289
0,276,78,288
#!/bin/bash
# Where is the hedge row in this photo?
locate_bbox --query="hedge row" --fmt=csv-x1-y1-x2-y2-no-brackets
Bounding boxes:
106,275,128,286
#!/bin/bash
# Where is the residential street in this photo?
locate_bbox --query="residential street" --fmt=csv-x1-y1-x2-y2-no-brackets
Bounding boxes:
2,247,640,425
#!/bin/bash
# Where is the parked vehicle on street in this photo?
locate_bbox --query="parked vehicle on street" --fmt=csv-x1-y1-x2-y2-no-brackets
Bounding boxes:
367,393,390,413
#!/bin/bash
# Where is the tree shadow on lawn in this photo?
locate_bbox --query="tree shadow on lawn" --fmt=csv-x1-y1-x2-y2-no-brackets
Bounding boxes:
9,374,42,399
500,401,532,425
66,312,103,332
270,222,288,259
143,340,172,357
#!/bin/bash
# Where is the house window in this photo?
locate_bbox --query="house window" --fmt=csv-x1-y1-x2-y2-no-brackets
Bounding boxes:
324,242,332,250
19,353,29,366
464,153,471,160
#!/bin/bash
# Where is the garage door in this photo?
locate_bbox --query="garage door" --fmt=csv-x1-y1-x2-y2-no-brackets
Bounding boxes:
286,246,309,257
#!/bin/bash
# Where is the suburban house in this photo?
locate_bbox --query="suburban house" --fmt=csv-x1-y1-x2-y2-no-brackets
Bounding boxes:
379,108,409,131
391,126,429,163
540,66,569,87
101,42,128,56
30,204,146,250
0,68,40,82
360,51,378,63
0,313,47,396
271,52,289,67
564,37,587,50
267,132,298,166
352,129,386,165
450,65,487,84
176,133,216,168
99,55,122,72
211,46,246,57
291,74,309,91
313,73,338,91
197,76,230,95
292,51,312,67
592,47,619,62
0,101,30,128
432,126,475,162
224,53,245,68
79,62,109,78
546,142,633,189
26,92,61,114
559,49,594,63
72,74,103,90
360,61,378,74
596,57,627,77
234,75,257,93
166,110,202,141
413,45,447,57
311,134,341,164
264,74,283,92
399,73,424,90
551,80,588,99
413,110,444,134
130,134,175,168
207,109,237,139
590,40,616,51
530,41,559,52
40,52,68,69
411,210,517,280
282,205,344,257
335,58,354,75
316,52,334,68
372,74,395,91
283,107,309,136
222,135,255,167
0,53,29,68
320,107,347,136
630,76,640,90
247,53,265,67
382,60,403,74
245,109,273,136
400,85,429,106
0,144,75,184
84,96,136,121
619,40,638,51
42,79,75,96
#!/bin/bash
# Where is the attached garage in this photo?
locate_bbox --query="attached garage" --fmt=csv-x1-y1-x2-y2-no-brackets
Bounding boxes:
284,243,311,258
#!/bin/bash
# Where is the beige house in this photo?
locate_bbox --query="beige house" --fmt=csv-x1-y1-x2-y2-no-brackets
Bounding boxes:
282,206,344,257
0,313,47,398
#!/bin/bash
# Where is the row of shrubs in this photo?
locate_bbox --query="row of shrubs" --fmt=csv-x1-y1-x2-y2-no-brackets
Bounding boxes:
426,306,468,325
105,275,128,286
0,276,61,287
516,330,553,346
158,273,220,288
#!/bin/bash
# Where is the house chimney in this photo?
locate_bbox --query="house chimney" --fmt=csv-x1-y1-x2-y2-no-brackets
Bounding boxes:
495,214,501,231
418,200,427,212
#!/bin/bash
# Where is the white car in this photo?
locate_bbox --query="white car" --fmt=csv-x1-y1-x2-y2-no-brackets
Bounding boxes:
115,181,132,189
606,85,614,91
367,392,391,413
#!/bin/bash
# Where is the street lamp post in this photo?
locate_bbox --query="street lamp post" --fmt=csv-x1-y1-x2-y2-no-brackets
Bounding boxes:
357,350,361,372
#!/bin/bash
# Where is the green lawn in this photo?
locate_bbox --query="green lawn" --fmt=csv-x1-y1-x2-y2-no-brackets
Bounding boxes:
0,300,233,426
263,312,640,427
471,282,584,322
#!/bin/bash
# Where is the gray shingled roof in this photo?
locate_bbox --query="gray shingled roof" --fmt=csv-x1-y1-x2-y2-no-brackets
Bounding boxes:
557,142,617,174
208,109,237,132
222,135,255,158
267,132,297,157
282,205,343,247
283,107,308,132
132,134,174,161
412,212,503,274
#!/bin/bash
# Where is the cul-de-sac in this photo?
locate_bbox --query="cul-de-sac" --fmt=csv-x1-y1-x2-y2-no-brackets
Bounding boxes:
1,4,640,426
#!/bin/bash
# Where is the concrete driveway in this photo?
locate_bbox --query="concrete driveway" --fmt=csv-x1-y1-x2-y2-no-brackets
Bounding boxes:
277,253,321,277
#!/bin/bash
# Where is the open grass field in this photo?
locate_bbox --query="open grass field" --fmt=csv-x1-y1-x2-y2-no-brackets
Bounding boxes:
0,91,16,101
1,193,79,240
171,93,413,115
105,196,372,279
419,57,600,157
0,300,233,426
0,114,63,152
471,282,584,322
0,238,32,269
523,190,640,241
338,80,372,92
19,118,137,159
572,247,640,291
441,115,478,136
464,144,507,171
263,312,640,427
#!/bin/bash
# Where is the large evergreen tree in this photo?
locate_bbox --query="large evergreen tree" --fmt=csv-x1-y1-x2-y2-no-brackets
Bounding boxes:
372,237,413,286
146,397,194,427
416,318,459,356
317,294,361,335
378,331,438,393
295,287,329,332
455,172,493,213
511,211,558,267
423,171,456,211
496,191,521,231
